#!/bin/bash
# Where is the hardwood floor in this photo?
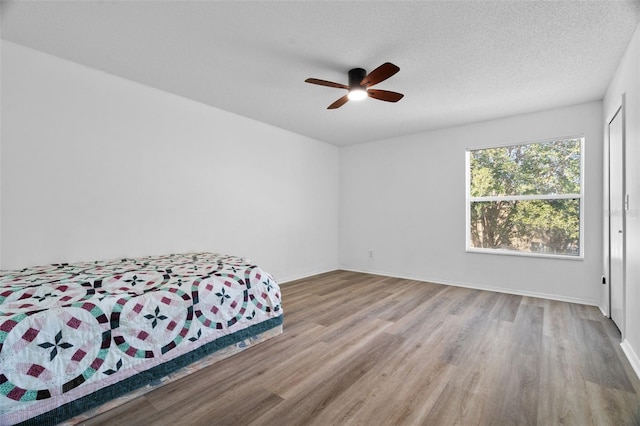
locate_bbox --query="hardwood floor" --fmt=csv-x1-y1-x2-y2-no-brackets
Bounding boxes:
81,271,640,425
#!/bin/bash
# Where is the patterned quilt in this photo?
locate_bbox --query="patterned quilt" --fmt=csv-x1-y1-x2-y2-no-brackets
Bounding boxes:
0,253,283,425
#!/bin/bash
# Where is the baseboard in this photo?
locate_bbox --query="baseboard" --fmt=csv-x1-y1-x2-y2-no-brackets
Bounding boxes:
339,267,600,307
621,339,640,381
598,304,608,317
277,266,340,284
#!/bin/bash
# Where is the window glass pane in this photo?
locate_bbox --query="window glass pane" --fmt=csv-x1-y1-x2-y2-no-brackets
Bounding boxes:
470,199,580,256
470,139,581,197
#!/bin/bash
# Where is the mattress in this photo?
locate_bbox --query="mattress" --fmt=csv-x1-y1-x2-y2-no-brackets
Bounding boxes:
0,252,283,425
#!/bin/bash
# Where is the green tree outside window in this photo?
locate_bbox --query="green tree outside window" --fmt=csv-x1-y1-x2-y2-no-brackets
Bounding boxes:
468,138,582,256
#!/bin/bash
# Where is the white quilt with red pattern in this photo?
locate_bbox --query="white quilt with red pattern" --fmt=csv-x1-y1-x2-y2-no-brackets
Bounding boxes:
0,253,282,425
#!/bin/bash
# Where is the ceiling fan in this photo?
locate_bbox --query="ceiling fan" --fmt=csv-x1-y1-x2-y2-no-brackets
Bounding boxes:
305,62,404,109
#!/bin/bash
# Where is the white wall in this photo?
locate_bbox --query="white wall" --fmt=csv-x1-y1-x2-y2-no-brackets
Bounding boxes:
1,41,339,282
0,21,3,266
604,23,640,376
340,101,603,304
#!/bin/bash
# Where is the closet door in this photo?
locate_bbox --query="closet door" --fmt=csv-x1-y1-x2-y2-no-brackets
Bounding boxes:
609,106,624,332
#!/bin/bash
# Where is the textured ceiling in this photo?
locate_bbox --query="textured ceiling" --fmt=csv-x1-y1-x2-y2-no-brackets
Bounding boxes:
2,1,640,146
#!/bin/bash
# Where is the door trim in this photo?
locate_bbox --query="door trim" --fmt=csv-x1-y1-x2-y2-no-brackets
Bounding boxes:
604,94,626,337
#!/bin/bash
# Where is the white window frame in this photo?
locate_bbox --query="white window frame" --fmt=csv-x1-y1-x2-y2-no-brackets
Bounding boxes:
465,136,585,260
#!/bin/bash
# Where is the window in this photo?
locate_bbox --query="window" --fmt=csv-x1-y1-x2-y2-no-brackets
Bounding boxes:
466,137,583,258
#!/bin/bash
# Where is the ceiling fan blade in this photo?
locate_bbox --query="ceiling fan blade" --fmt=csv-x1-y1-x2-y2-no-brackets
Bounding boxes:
360,62,400,88
367,89,404,103
328,95,349,109
305,78,349,90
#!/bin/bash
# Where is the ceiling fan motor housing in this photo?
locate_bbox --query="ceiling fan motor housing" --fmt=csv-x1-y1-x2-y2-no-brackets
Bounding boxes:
348,68,367,90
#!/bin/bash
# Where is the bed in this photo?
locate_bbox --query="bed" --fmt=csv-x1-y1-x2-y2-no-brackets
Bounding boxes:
0,252,283,425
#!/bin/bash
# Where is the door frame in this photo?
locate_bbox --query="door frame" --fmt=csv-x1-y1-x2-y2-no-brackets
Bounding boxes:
604,94,626,337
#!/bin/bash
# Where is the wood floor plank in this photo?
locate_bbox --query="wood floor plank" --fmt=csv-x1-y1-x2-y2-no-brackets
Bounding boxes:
80,396,157,426
446,285,481,315
341,326,456,425
384,290,455,339
543,299,572,340
488,351,541,426
268,318,397,399
254,332,406,426
81,271,640,426
440,312,489,365
573,317,635,392
374,280,446,323
426,319,512,425
537,335,594,425
512,303,544,356
155,385,284,426
584,381,640,426
490,292,522,322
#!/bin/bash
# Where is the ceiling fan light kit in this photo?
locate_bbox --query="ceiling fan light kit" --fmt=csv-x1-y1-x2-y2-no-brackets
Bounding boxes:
305,62,404,109
347,68,368,101
347,89,368,101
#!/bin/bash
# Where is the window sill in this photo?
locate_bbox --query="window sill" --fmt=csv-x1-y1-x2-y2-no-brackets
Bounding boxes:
466,248,584,261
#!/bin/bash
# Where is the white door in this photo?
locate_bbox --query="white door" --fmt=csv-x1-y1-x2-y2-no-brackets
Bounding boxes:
609,107,624,331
